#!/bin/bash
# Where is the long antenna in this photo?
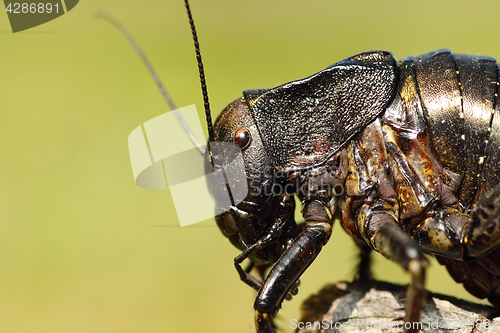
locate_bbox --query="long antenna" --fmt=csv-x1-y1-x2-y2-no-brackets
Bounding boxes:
184,0,235,206
97,10,205,155
183,0,216,169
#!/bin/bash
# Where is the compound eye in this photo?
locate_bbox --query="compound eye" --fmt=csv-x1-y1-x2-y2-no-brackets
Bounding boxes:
234,128,252,150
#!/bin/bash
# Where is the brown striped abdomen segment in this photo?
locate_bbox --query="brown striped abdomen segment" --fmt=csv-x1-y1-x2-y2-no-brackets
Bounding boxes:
411,50,500,209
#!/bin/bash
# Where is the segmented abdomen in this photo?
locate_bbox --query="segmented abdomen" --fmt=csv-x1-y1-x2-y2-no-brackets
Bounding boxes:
389,49,500,209
386,49,500,305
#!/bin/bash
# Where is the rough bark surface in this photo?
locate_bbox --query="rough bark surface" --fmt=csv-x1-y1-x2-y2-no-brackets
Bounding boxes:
297,281,500,333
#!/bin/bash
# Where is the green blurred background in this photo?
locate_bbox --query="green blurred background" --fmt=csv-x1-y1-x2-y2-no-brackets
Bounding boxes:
1,1,500,332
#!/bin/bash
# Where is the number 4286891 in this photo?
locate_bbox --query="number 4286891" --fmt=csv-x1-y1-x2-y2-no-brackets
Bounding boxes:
5,2,59,14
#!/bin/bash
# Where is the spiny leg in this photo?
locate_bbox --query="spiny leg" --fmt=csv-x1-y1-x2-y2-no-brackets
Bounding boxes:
234,243,264,292
254,201,333,333
255,221,332,333
372,219,428,333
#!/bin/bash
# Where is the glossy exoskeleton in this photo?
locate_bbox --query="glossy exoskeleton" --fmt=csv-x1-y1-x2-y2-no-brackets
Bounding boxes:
211,49,500,333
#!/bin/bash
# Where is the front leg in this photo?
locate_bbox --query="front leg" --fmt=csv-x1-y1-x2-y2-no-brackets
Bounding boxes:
233,193,296,292
254,200,333,333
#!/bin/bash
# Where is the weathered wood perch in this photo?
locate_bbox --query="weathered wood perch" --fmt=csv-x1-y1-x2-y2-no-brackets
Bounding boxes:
297,281,500,333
